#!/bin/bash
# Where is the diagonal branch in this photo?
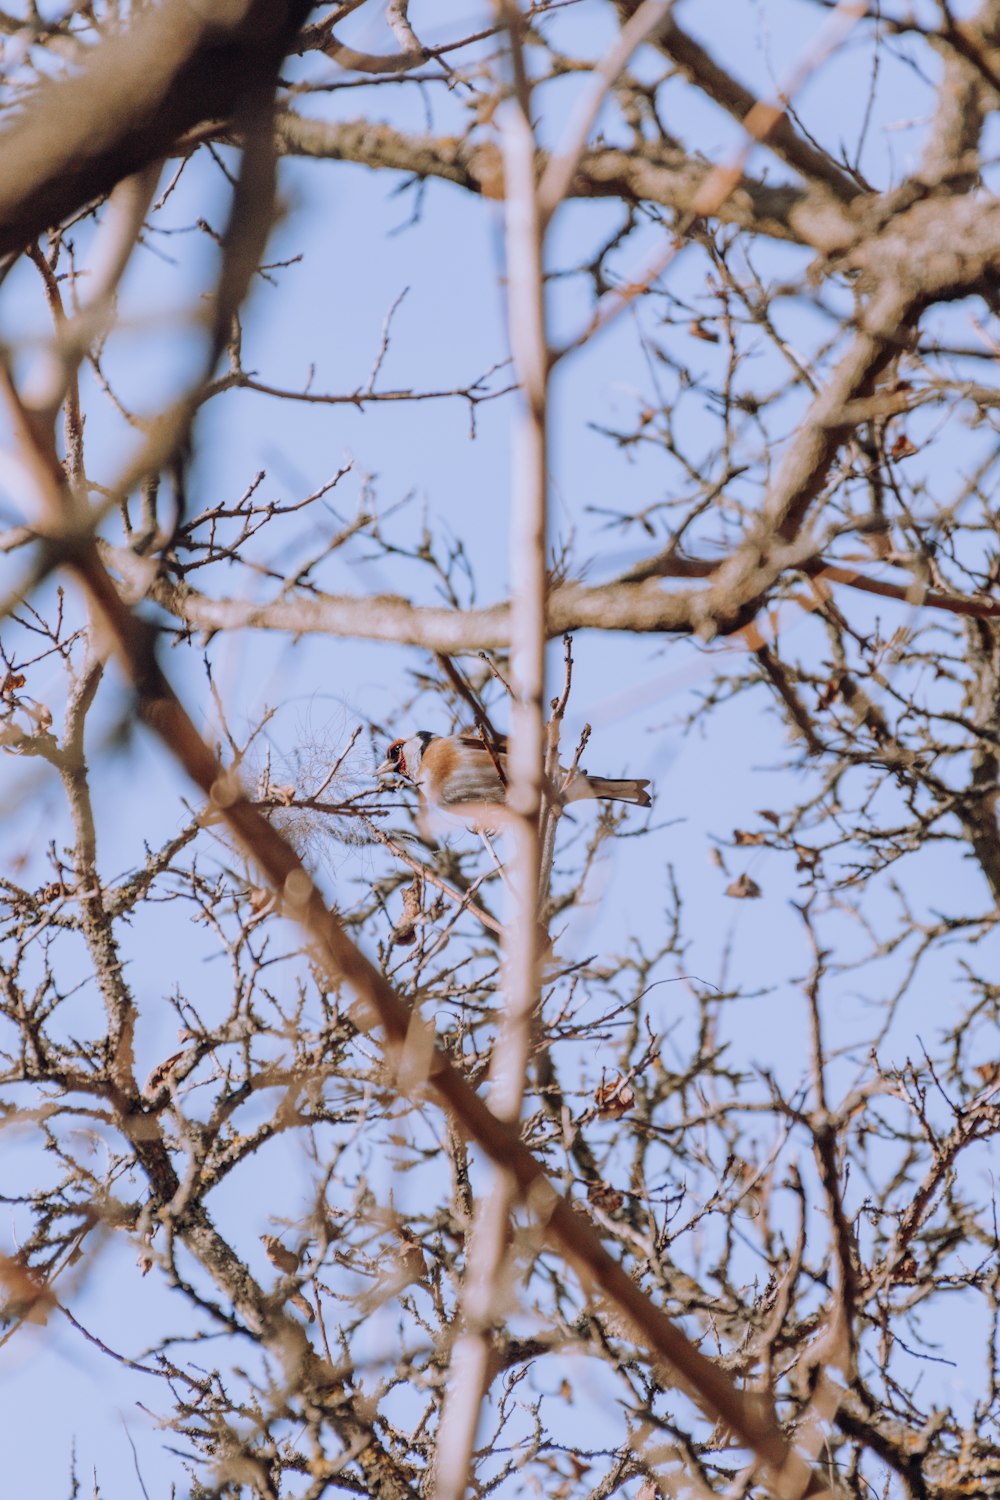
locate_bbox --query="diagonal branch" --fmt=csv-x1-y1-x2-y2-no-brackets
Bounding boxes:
0,0,315,256
5,301,839,1500
63,542,833,1497
614,1,863,203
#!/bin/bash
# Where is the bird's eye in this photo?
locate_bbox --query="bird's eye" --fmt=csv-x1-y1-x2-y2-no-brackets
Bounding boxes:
389,743,401,763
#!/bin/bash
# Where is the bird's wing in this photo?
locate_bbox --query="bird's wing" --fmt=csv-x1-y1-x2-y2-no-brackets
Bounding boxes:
436,761,508,808
456,734,508,754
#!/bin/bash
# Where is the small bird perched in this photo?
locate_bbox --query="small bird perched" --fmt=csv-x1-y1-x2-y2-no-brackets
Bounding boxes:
376,730,651,830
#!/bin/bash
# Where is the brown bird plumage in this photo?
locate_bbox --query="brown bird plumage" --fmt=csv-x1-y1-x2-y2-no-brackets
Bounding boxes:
376,730,651,829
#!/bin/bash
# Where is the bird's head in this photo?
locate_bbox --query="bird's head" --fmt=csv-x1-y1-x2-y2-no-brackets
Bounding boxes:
376,731,435,782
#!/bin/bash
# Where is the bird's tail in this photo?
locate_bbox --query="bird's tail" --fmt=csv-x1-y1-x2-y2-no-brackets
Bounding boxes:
568,775,652,808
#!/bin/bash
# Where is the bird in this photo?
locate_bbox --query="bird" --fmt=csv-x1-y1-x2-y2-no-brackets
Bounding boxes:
376,730,651,831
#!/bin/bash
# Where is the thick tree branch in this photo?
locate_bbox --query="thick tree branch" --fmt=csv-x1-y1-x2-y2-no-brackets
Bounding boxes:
273,111,858,250
95,536,1000,657
0,0,315,256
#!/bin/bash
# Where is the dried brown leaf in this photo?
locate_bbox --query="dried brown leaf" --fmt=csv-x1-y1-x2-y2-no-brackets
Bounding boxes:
37,882,69,903
594,1075,635,1118
395,1229,428,1284
261,1235,302,1275
143,1048,189,1095
290,1290,315,1321
0,1252,54,1325
392,875,424,946
587,1181,625,1214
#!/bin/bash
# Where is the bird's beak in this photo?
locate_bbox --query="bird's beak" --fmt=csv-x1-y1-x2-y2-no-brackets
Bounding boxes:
375,757,397,780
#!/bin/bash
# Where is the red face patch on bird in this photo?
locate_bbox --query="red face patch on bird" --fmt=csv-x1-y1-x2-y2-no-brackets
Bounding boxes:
385,739,408,776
